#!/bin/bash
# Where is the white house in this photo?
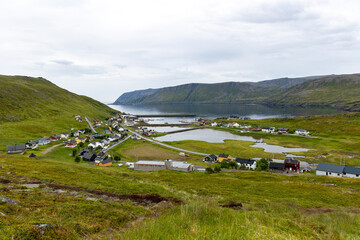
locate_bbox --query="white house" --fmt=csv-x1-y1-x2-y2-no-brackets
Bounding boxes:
295,129,309,136
343,166,360,178
262,127,275,134
236,158,257,170
88,142,104,149
316,163,344,177
211,122,218,127
232,122,240,128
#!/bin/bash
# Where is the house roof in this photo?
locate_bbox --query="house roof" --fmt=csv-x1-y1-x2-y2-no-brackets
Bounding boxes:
135,160,165,166
83,152,96,160
207,154,218,160
100,159,112,165
7,144,26,152
219,153,230,158
171,161,192,169
269,162,285,170
344,166,360,175
316,163,344,173
278,128,289,131
236,158,255,165
284,158,299,165
296,129,307,132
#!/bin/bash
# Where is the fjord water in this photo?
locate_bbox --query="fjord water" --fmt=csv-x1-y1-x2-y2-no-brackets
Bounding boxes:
109,103,345,119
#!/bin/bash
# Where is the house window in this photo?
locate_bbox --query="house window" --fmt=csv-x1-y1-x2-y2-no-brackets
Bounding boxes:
329,172,331,175
337,173,340,176
356,174,359,177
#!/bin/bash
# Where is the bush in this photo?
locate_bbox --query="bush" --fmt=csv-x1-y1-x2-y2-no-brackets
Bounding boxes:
220,161,230,169
74,156,81,163
205,167,214,174
229,161,238,169
79,142,84,148
72,149,77,157
214,166,221,173
114,156,121,161
256,158,269,171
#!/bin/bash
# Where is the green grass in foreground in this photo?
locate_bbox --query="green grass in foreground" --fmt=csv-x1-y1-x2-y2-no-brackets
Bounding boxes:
1,154,359,239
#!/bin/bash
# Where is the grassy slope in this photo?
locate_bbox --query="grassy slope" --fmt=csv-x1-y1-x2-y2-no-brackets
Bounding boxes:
0,75,117,148
1,154,359,239
266,74,360,110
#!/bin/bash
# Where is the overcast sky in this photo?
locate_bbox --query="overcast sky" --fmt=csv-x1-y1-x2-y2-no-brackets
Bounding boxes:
1,0,360,103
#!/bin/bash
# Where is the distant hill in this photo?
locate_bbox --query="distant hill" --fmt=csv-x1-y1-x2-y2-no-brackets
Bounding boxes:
114,75,326,105
0,75,116,122
114,76,326,105
264,74,360,111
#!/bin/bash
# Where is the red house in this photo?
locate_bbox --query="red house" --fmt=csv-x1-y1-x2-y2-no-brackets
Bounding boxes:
277,128,289,133
284,158,300,171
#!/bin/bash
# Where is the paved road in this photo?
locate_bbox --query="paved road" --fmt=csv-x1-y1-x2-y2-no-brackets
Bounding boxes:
125,127,208,156
85,116,97,133
104,136,131,152
40,143,63,155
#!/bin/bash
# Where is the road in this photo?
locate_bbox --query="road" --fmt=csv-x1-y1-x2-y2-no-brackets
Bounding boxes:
40,143,63,155
104,135,131,152
125,127,208,156
85,116,97,133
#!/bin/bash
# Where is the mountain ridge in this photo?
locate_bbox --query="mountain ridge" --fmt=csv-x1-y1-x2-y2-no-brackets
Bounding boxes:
114,75,327,105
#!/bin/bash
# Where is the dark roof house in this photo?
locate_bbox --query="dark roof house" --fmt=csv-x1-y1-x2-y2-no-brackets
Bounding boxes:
7,144,26,154
316,163,344,174
269,162,285,171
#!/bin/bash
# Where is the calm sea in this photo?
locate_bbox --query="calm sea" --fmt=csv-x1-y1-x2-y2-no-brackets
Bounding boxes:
108,103,346,120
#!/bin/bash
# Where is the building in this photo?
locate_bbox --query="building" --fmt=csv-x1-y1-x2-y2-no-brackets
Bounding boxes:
7,144,26,154
25,140,38,149
134,160,194,172
295,129,309,136
262,127,275,134
218,154,232,162
343,166,360,178
236,158,257,170
269,162,285,172
316,163,360,178
38,137,50,145
284,158,300,171
316,163,344,177
65,140,78,148
204,154,218,163
99,159,113,167
277,128,289,134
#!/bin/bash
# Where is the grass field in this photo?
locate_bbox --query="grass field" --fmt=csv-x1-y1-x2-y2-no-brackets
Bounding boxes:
0,153,359,239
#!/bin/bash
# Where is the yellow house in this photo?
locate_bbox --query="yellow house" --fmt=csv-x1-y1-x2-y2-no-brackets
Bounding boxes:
99,159,113,167
218,154,232,162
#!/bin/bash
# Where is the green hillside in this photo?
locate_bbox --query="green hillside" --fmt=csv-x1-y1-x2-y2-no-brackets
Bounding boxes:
0,75,117,146
265,74,360,111
114,76,325,105
0,75,115,121
114,74,360,111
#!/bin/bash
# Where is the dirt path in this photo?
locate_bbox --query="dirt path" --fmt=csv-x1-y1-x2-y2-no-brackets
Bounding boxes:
40,143,63,155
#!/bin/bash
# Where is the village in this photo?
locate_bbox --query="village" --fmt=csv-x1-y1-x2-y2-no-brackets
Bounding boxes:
5,113,360,179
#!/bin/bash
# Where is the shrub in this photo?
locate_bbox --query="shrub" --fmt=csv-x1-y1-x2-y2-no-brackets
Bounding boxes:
256,158,269,171
220,161,230,169
229,161,238,169
214,166,221,173
72,149,77,157
74,156,81,163
205,167,214,174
